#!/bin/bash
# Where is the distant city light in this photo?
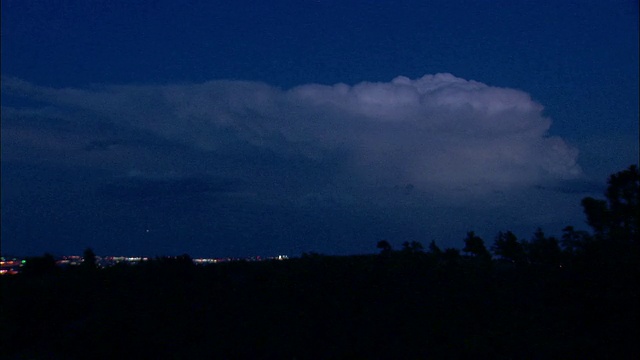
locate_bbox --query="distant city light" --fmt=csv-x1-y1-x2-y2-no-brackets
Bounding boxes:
0,253,289,275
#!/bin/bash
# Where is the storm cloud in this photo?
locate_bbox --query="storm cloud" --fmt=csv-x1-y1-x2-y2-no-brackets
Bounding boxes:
1,74,590,255
3,73,580,194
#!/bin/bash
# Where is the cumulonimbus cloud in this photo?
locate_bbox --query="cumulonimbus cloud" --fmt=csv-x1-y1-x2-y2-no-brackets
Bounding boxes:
2,73,581,195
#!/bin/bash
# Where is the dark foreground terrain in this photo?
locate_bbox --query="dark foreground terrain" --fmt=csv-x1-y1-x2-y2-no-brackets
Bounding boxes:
1,249,638,359
2,165,638,359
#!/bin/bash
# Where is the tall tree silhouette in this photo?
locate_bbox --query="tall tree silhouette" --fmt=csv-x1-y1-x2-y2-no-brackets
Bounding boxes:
582,165,639,243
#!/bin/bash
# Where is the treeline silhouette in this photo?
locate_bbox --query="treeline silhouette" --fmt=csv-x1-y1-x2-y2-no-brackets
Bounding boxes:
1,166,638,359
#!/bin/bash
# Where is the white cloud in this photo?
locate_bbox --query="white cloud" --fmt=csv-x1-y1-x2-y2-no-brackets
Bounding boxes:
285,74,580,191
2,74,581,195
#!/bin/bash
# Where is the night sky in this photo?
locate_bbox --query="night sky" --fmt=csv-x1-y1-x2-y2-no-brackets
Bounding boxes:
2,1,638,257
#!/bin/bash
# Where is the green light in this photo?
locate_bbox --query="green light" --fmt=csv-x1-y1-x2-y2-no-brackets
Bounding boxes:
21,260,26,264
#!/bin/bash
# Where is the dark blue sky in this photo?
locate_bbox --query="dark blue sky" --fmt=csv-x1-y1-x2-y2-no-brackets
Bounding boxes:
2,0,638,257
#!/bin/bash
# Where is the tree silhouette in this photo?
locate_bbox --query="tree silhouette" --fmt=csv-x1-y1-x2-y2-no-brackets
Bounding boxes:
582,165,639,243
581,197,609,237
428,240,442,255
463,231,491,259
492,231,525,263
401,241,424,254
376,240,392,255
605,164,639,242
82,247,98,270
21,253,58,276
526,228,561,265
560,225,591,255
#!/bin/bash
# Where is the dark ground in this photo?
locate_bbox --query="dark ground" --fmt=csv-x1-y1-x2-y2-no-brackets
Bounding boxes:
1,249,638,359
